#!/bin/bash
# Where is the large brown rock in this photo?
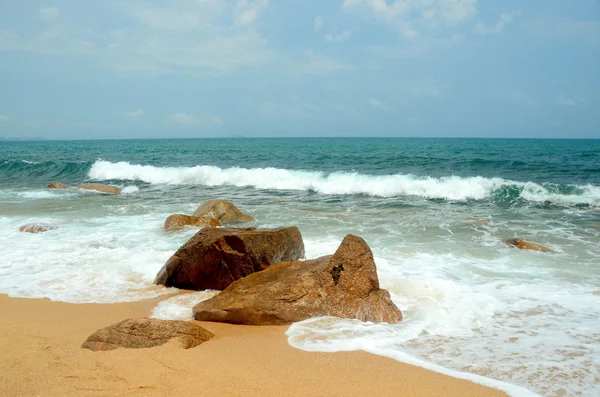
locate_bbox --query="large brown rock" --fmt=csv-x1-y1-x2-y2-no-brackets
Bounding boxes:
19,224,59,233
79,183,121,195
47,182,68,189
155,227,305,291
193,234,403,325
81,318,214,351
164,214,221,232
193,199,254,223
504,238,551,253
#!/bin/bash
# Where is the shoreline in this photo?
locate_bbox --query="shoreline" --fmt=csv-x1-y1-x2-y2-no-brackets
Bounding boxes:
0,293,508,397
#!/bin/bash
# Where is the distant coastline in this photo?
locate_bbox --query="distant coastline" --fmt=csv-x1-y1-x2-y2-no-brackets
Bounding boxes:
0,137,47,142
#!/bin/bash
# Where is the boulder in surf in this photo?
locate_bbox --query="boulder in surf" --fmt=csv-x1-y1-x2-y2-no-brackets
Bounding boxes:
81,318,214,351
155,227,305,291
19,224,59,233
193,234,403,325
47,182,68,189
79,183,121,195
164,214,221,232
504,238,551,253
193,199,254,223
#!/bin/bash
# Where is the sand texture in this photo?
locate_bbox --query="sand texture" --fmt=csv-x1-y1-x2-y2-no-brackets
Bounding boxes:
0,294,507,397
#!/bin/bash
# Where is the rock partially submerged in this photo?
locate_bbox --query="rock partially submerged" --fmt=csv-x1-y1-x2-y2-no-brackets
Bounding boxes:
193,199,254,223
47,182,68,189
155,227,305,291
193,234,403,325
79,183,121,195
465,218,490,225
19,224,59,233
81,318,214,351
164,214,221,232
504,238,551,253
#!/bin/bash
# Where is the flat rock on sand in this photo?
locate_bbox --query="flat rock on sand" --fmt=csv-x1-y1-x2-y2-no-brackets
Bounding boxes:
81,318,214,351
193,199,254,223
19,224,59,233
193,234,402,325
155,227,305,291
79,183,121,195
164,214,221,231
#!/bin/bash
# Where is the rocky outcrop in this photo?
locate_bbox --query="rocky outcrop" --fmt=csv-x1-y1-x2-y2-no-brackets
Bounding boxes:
79,183,121,195
19,224,59,233
193,234,402,325
81,318,214,351
504,238,551,253
164,214,221,232
47,182,68,189
193,200,254,223
155,227,305,291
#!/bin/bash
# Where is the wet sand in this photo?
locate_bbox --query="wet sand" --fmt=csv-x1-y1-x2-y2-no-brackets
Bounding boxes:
0,294,507,397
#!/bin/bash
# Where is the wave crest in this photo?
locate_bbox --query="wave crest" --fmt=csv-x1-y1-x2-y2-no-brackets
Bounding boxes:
88,160,600,205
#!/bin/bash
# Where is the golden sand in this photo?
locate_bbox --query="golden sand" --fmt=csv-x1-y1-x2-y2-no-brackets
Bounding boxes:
0,294,506,397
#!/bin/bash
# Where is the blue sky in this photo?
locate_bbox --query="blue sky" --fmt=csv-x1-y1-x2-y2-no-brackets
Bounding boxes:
0,0,599,139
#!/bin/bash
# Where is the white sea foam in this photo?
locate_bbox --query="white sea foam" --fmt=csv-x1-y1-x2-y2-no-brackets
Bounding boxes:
286,318,541,397
0,212,179,303
121,185,140,194
88,160,600,205
151,291,220,321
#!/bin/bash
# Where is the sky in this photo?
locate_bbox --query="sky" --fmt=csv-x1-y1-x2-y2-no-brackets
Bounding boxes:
0,0,599,139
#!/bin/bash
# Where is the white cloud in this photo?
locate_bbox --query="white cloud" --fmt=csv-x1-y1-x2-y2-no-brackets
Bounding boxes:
511,90,537,107
3,2,274,76
368,98,388,110
557,94,583,107
211,117,223,125
234,0,268,27
369,33,464,59
169,113,198,125
123,110,144,118
474,10,521,35
0,115,10,122
344,0,477,37
262,101,321,119
39,7,60,21
530,18,600,38
325,30,352,43
288,51,347,76
314,16,324,32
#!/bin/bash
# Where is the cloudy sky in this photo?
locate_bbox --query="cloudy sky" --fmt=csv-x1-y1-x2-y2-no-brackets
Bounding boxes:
0,0,599,139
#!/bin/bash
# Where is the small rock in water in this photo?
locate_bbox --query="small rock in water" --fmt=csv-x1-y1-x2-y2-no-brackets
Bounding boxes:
193,199,254,223
193,234,403,325
81,318,214,351
19,224,59,233
504,238,551,253
164,214,221,232
47,182,68,189
79,183,121,195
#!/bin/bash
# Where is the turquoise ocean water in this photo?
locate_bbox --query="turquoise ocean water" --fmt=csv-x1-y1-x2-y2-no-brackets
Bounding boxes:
1,138,599,396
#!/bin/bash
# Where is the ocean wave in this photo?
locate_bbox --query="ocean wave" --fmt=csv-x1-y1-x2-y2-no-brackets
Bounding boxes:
0,159,93,184
88,160,600,205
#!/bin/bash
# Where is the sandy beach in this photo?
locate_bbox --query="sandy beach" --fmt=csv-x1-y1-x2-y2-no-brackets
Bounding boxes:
0,293,507,397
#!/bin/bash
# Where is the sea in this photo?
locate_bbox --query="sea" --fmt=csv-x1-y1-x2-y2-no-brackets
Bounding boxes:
1,138,599,397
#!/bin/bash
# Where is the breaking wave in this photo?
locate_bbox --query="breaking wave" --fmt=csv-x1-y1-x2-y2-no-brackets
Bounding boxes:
88,160,600,206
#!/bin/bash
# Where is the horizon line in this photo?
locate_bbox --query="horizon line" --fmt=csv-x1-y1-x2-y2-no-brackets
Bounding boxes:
2,136,600,142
